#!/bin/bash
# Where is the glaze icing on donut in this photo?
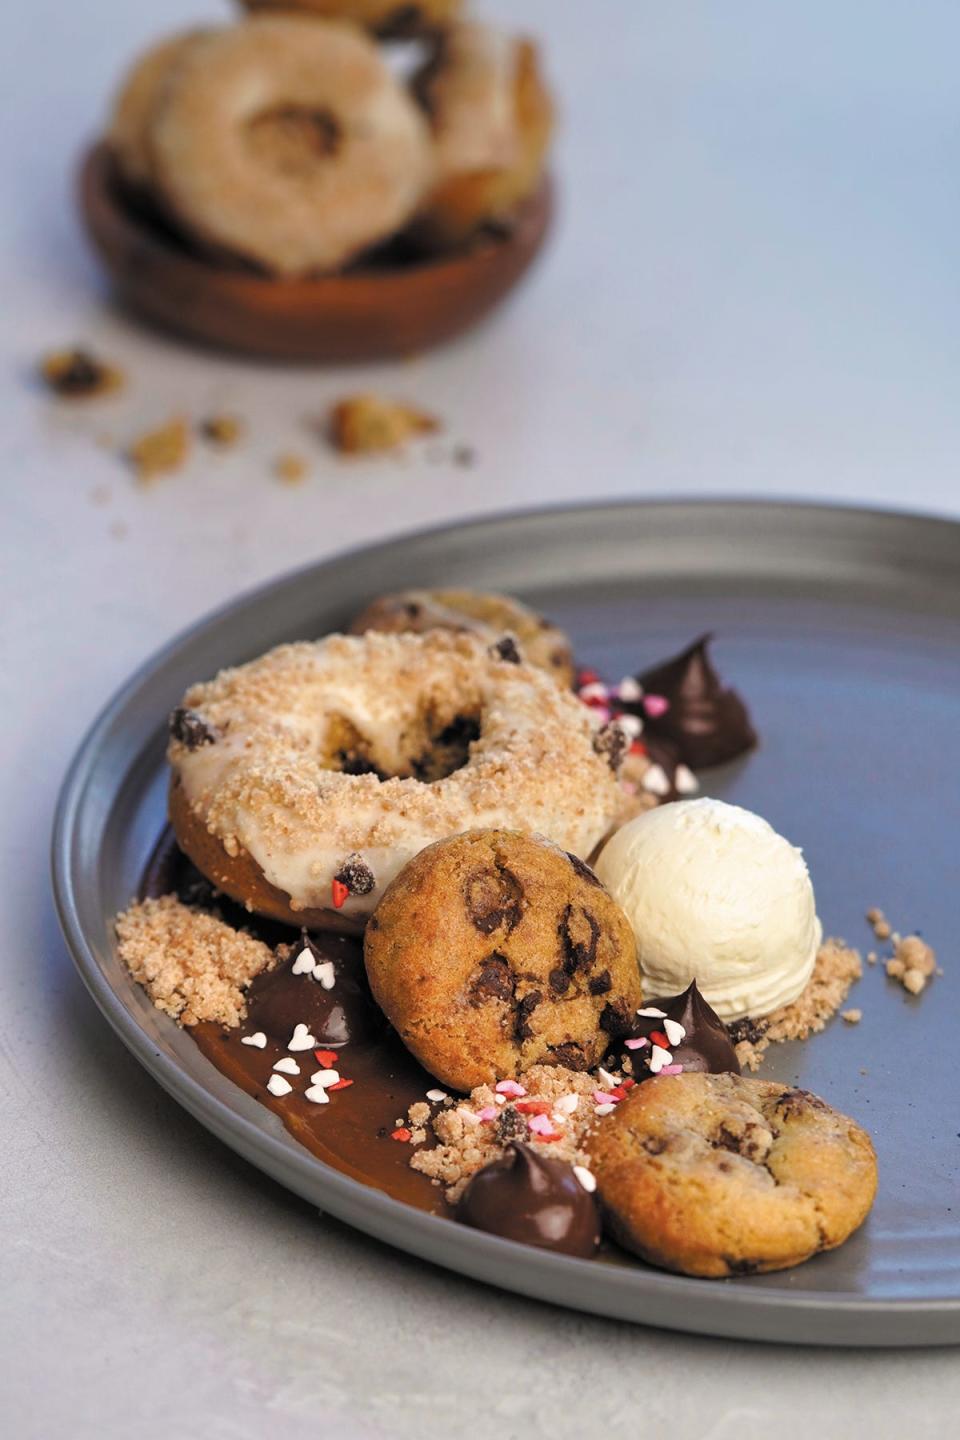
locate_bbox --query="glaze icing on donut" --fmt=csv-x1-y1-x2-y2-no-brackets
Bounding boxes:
168,631,624,932
147,18,433,276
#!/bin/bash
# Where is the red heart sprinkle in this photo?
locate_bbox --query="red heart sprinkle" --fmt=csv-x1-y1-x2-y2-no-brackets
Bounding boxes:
331,879,349,909
534,1131,563,1142
314,1049,339,1068
390,1127,412,1142
327,1078,353,1091
650,1031,669,1048
622,1078,636,1090
515,1099,552,1115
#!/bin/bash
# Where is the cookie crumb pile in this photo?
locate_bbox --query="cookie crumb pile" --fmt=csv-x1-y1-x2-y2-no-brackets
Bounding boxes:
115,895,276,1026
729,938,863,1071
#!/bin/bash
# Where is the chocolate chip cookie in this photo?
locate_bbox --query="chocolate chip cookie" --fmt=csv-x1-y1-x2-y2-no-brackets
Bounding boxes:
364,829,642,1092
589,1072,877,1277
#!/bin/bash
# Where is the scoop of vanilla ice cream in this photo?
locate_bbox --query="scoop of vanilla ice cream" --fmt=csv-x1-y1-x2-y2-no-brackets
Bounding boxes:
595,798,821,1021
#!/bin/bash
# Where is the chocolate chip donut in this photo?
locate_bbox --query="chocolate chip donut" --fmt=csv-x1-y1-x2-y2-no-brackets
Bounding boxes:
348,588,575,687
147,18,432,276
409,22,554,250
168,632,624,936
589,1073,877,1277
364,829,642,1091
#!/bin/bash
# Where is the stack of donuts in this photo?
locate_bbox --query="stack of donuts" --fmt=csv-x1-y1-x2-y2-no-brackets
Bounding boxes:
106,0,554,278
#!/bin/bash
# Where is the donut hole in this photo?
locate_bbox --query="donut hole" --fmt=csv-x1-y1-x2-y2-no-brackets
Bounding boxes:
322,708,481,783
246,106,343,179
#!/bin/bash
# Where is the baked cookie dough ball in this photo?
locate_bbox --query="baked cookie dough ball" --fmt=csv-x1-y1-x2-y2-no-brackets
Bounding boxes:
237,0,462,37
364,829,642,1092
409,22,554,250
147,18,433,276
349,588,575,688
589,1073,878,1277
107,30,208,189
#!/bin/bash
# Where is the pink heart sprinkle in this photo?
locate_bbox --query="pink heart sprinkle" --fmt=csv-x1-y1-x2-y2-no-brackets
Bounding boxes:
624,1037,649,1050
527,1113,555,1135
643,694,670,718
659,1064,684,1076
495,1080,527,1097
593,1090,620,1107
476,1106,498,1122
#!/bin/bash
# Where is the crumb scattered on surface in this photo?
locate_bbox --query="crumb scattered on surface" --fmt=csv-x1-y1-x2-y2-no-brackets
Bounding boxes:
841,1008,862,1025
409,1065,600,1203
867,950,877,965
866,907,892,941
731,938,863,1072
115,895,276,1027
274,451,308,483
40,347,124,398
886,934,937,995
129,418,190,481
328,394,439,454
200,414,243,447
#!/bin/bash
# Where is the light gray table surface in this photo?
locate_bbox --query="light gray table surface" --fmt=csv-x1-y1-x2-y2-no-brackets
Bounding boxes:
3,2,959,1436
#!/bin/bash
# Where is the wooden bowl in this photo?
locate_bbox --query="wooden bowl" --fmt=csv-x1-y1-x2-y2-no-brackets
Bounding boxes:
78,143,554,362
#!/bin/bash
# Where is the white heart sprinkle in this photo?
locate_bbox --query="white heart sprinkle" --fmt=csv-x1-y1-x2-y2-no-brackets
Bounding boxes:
641,764,670,796
241,1032,267,1049
312,961,336,990
554,1093,579,1115
573,1165,597,1193
616,712,643,739
597,1067,619,1090
273,1057,300,1075
494,1093,507,1104
267,1074,293,1097
637,1007,667,1019
664,1018,686,1047
675,764,699,795
426,1089,449,1103
304,1084,330,1105
617,677,643,702
288,1024,316,1052
291,947,315,976
594,1102,615,1117
458,1108,482,1126
310,1068,340,1088
648,1044,672,1074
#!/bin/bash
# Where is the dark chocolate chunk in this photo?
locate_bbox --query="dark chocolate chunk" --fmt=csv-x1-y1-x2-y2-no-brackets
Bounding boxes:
549,1041,588,1070
726,1015,768,1047
588,969,612,996
489,634,522,665
599,999,633,1036
169,707,217,750
549,967,571,995
559,905,600,972
515,991,542,1040
455,1143,601,1259
622,981,740,1081
494,1106,528,1143
334,852,375,897
471,955,515,1003
565,851,603,887
592,721,628,771
632,633,757,770
464,866,524,935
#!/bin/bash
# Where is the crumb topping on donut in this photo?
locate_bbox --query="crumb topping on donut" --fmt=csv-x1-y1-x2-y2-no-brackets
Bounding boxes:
169,630,622,921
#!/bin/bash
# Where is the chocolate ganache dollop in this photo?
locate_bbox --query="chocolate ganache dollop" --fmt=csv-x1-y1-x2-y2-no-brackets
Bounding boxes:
248,930,384,1048
631,633,757,771
455,1143,601,1257
616,980,740,1079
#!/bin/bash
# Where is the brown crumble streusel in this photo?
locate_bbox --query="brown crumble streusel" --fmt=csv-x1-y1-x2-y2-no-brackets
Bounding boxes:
729,938,863,1072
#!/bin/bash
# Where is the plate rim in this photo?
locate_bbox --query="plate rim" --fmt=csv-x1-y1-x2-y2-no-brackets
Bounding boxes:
51,497,960,1346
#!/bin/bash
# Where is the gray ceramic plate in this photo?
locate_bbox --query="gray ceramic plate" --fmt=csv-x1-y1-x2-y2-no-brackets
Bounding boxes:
52,500,960,1347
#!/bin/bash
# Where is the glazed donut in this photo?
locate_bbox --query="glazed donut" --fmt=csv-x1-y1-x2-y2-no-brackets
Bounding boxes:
237,0,462,38
348,588,575,687
410,23,554,250
147,18,433,276
107,31,207,189
167,631,624,934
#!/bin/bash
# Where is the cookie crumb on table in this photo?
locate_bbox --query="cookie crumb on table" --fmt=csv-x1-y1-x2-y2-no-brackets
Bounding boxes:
886,934,937,995
200,414,243,447
866,907,892,941
40,347,124,398
274,451,309,484
841,1008,862,1025
115,895,276,1028
128,418,191,481
730,938,863,1071
328,394,439,454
